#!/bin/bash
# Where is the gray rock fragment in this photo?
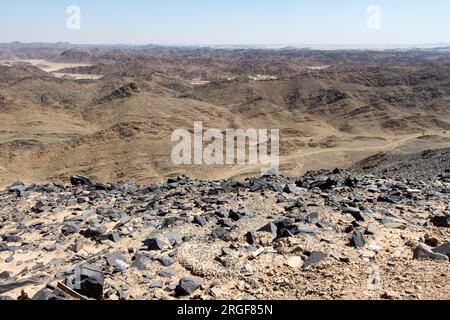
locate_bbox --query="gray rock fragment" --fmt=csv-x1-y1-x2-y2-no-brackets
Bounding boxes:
413,243,449,261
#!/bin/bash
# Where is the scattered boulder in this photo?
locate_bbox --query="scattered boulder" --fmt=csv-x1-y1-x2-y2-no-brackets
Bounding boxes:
106,252,129,272
258,223,278,239
365,225,378,236
32,288,66,301
150,280,164,289
431,214,449,228
69,264,104,300
131,252,150,270
81,224,108,242
70,175,93,187
303,251,327,269
341,206,367,222
113,216,132,230
303,212,319,224
218,218,234,228
158,268,177,278
161,217,185,229
193,215,207,226
210,228,231,241
310,178,337,190
351,231,367,248
43,243,57,252
175,277,203,296
245,231,259,245
413,244,449,261
158,255,175,267
432,242,450,258
144,237,169,251
0,277,40,295
6,182,26,193
229,209,245,221
0,272,10,280
108,232,121,243
61,223,80,236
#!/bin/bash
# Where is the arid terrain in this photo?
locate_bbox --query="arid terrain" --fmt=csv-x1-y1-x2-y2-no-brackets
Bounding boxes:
0,43,449,187
0,152,448,300
0,43,449,300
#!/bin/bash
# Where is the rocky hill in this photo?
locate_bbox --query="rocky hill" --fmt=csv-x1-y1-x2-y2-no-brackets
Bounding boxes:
0,45,449,187
354,148,450,180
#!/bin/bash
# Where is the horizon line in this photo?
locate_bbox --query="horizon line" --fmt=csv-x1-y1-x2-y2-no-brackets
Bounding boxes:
1,42,450,53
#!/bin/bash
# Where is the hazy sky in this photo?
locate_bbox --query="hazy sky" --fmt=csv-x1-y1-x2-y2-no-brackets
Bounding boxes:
0,0,449,45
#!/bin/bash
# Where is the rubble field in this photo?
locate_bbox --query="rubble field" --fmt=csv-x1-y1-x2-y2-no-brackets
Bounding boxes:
0,168,449,300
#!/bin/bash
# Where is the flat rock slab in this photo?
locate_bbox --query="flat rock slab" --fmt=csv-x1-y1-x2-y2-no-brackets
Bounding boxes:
303,252,327,269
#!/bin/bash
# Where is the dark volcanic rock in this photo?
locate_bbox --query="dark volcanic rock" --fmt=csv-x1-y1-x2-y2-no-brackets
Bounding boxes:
431,214,449,227
43,243,57,252
193,215,207,226
31,200,52,213
433,242,450,258
32,288,66,301
69,264,104,300
161,217,185,229
6,182,26,193
0,277,40,295
245,231,259,245
0,271,10,280
229,209,245,221
113,216,132,230
150,280,164,289
82,224,108,242
61,223,81,236
2,234,22,243
164,232,186,246
413,243,449,261
210,228,231,241
158,268,177,278
303,212,319,224
351,231,367,248
175,277,203,296
218,218,234,228
106,251,129,272
70,175,93,187
144,237,169,251
158,255,175,267
108,232,121,243
310,178,337,190
341,206,367,222
131,252,150,270
249,179,267,192
258,223,278,239
303,251,327,269
378,191,402,204
0,165,448,300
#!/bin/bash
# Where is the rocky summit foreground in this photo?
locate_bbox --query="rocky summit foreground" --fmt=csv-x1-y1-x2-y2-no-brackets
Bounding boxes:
0,167,449,300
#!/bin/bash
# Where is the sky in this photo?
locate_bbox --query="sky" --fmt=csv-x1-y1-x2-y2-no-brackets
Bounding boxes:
0,0,449,46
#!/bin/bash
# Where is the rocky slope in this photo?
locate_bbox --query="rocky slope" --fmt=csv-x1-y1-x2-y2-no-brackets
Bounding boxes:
0,165,448,300
354,148,450,180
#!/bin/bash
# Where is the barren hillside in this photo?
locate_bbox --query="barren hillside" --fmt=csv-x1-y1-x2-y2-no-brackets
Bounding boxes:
0,44,449,187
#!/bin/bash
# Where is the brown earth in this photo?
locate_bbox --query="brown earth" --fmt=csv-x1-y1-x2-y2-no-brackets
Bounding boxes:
0,44,449,187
